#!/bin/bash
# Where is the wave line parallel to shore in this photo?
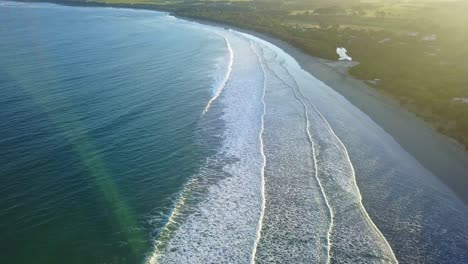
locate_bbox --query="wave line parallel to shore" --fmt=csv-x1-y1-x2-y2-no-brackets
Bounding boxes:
249,41,267,264
303,93,399,263
309,113,334,264
276,62,333,264
301,92,334,264
202,35,233,115
280,63,398,263
259,44,333,264
145,178,198,264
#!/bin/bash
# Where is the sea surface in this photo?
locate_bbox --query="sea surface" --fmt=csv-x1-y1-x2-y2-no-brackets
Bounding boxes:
1,2,468,264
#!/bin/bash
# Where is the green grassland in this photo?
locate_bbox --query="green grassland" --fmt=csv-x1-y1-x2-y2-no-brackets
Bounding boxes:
27,0,468,148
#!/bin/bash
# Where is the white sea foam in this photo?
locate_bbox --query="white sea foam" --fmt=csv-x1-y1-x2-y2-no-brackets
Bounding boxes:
284,61,396,262
202,35,234,115
246,42,330,263
0,1,25,7
240,32,397,262
249,41,266,264
291,65,395,262
275,56,334,264
310,100,398,262
272,47,397,261
148,33,264,264
148,19,398,263
254,42,333,263
145,178,199,264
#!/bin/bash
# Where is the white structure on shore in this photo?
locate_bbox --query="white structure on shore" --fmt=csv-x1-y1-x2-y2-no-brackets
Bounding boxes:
452,98,468,104
336,47,352,61
422,34,437,41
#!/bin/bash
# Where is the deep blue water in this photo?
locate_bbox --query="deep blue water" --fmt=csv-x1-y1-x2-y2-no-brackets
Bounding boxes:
0,3,226,263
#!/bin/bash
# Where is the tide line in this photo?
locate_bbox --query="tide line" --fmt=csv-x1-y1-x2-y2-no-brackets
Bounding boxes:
262,47,333,264
303,94,399,263
249,41,267,264
202,36,233,115
280,64,398,263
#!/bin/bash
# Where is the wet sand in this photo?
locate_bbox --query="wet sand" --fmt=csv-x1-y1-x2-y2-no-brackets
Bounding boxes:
17,0,468,205
232,28,468,263
185,19,468,205
268,39,468,205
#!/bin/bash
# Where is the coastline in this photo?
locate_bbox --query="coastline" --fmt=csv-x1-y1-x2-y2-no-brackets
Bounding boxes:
4,2,468,262
176,17,468,205
9,1,468,202
261,34,468,204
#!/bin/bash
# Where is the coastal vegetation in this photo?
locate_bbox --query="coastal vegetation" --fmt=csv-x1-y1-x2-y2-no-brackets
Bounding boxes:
25,0,468,148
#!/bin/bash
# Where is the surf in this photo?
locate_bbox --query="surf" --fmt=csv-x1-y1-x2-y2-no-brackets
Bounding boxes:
145,178,199,264
243,31,397,262
202,35,233,115
274,58,398,263
255,42,334,264
149,31,265,263
281,59,397,263
249,41,267,264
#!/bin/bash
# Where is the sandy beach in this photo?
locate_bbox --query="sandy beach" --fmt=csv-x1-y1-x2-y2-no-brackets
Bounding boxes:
4,3,468,262
18,0,467,203
13,0,468,206
259,34,468,204
227,25,468,263
182,17,468,206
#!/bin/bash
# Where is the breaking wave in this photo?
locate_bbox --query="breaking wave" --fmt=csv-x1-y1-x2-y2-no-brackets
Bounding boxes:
146,33,264,263
148,24,398,264
249,41,267,264
202,35,233,115
241,32,398,263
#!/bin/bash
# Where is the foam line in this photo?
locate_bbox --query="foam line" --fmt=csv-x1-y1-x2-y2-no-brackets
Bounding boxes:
259,45,333,264
249,41,267,264
145,178,198,264
291,74,333,264
235,32,396,260
202,36,233,115
279,62,398,263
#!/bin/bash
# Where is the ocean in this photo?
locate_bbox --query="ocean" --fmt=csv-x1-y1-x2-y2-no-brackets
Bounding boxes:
1,2,468,264
0,3,226,263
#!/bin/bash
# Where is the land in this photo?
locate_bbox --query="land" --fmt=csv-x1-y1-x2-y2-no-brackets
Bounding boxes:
18,0,468,150
172,0,468,149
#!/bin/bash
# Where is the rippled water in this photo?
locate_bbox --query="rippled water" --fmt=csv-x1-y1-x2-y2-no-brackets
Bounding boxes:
0,3,226,263
1,2,468,264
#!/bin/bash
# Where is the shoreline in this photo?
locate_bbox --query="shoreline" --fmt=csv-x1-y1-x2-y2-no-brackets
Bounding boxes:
9,0,468,204
177,17,468,205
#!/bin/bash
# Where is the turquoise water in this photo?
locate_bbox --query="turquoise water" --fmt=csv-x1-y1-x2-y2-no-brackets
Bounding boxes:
0,3,226,263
